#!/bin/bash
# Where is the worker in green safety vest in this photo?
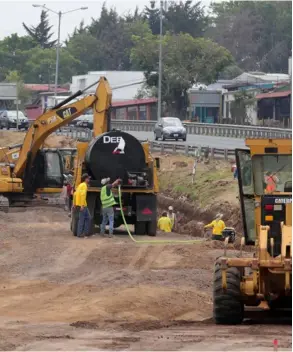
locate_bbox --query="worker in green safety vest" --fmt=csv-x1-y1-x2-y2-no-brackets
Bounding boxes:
100,177,121,237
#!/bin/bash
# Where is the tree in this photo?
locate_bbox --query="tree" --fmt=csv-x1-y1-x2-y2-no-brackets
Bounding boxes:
218,64,243,80
0,34,36,80
86,5,150,70
66,33,103,73
143,3,161,35
131,32,233,116
5,70,32,108
23,10,56,49
23,47,80,83
164,1,208,37
208,1,292,72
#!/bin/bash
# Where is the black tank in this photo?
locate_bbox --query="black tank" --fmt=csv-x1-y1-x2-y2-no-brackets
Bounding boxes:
85,130,147,186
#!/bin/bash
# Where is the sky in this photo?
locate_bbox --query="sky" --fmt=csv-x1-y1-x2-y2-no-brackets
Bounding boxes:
1,0,213,42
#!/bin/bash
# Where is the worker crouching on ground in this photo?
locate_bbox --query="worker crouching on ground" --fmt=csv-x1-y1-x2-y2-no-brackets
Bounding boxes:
100,177,121,238
76,173,91,238
158,211,172,232
167,206,176,231
204,213,226,240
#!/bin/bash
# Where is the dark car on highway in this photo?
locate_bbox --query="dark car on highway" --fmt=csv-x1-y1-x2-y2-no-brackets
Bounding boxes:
0,110,29,130
154,117,187,141
69,109,93,129
76,114,93,129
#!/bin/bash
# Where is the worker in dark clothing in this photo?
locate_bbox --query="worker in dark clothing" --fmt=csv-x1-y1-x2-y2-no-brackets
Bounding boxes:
100,177,121,237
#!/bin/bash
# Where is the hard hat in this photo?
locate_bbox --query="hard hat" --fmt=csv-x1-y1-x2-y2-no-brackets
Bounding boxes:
101,177,110,185
216,213,223,219
168,206,173,211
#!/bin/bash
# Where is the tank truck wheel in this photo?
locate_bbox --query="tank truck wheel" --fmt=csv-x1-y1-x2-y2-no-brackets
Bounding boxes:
71,207,79,236
135,221,146,235
213,261,244,324
146,220,157,236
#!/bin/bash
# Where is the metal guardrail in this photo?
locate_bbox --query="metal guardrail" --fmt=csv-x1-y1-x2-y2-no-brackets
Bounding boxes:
56,127,234,160
111,120,292,139
56,127,92,140
149,141,234,160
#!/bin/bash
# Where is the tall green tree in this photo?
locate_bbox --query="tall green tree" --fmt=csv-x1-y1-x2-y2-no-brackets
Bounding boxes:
0,34,35,80
23,10,57,49
208,1,292,72
23,47,80,83
143,2,161,35
131,32,233,116
164,1,208,37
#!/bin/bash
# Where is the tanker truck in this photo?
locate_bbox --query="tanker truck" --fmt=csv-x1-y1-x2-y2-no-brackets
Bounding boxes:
71,130,160,236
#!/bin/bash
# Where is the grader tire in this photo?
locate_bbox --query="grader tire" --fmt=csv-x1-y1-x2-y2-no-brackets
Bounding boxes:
213,261,244,324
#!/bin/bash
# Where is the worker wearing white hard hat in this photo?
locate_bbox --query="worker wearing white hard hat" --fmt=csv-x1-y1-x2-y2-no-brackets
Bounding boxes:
167,205,176,231
100,177,121,237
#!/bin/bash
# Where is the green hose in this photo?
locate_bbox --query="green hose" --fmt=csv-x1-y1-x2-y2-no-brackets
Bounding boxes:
118,186,203,244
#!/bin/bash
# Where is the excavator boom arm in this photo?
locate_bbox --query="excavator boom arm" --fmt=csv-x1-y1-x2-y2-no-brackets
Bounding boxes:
13,77,112,178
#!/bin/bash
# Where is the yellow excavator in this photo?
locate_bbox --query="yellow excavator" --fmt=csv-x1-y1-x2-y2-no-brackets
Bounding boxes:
213,138,292,324
0,77,112,208
0,77,159,235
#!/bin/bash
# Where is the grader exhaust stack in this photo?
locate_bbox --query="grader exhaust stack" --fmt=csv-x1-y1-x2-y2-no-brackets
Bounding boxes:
213,138,292,324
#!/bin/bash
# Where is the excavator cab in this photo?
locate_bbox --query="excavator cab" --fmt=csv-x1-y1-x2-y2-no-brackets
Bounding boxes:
23,149,64,193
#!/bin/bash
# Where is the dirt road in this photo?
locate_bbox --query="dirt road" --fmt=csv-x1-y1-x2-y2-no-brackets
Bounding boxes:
0,208,291,351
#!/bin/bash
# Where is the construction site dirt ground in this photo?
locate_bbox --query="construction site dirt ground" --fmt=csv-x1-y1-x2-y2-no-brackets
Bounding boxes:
0,208,291,351
0,132,291,350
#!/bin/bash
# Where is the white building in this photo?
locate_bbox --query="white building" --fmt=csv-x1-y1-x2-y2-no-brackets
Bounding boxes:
70,71,146,101
232,72,289,84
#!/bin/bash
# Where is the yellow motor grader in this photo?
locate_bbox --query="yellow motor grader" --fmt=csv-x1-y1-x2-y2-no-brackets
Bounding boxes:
213,138,292,324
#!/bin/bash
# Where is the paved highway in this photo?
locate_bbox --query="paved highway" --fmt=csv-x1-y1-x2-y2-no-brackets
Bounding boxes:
129,131,246,149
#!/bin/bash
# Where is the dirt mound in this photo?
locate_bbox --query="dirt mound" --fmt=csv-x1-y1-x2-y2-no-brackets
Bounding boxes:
0,131,76,149
173,161,188,168
44,135,76,148
0,131,25,147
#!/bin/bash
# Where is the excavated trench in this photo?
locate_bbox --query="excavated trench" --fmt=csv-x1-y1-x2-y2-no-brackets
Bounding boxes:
157,194,242,238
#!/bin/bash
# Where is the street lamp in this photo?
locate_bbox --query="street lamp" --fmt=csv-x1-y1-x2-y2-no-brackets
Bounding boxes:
157,1,163,121
32,4,88,103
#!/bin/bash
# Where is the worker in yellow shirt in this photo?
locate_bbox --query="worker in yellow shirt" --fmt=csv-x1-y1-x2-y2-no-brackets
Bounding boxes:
75,173,91,238
204,213,226,240
157,211,172,232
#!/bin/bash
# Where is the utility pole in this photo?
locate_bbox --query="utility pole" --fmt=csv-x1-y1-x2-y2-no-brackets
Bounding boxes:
16,83,19,130
54,11,62,104
157,0,163,121
32,4,88,105
289,56,292,129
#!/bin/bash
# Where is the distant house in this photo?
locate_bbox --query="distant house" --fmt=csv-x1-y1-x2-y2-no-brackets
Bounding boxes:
24,84,69,120
70,71,146,101
0,83,17,110
256,87,291,128
222,72,290,125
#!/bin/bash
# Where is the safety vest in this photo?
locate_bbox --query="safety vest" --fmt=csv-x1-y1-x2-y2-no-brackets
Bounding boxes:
100,185,116,209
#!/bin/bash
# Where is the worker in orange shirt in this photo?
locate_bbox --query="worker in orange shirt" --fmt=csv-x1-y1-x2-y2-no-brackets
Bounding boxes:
264,172,279,193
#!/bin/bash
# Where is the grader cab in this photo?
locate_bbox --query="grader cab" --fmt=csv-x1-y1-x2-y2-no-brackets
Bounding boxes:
213,138,292,324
